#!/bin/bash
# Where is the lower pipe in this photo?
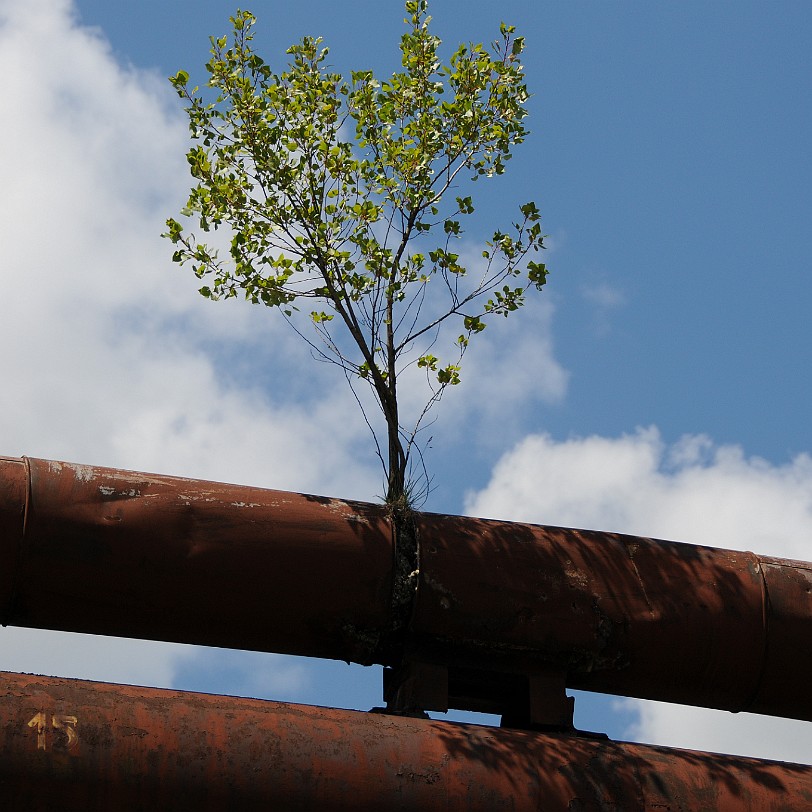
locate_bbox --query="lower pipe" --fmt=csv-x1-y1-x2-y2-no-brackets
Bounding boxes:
0,671,809,811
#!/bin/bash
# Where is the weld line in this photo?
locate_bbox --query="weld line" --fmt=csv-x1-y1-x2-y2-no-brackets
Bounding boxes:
739,553,770,713
2,456,32,627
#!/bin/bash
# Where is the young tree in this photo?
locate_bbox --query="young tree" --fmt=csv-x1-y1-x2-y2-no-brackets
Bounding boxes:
165,1,548,509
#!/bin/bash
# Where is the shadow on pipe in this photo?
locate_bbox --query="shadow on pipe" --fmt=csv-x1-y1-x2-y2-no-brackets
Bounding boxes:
0,672,809,812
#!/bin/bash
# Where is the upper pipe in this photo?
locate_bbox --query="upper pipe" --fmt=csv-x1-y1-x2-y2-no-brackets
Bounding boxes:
1,455,810,720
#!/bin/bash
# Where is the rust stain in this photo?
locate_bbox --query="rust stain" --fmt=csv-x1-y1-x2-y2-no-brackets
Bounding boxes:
0,672,809,811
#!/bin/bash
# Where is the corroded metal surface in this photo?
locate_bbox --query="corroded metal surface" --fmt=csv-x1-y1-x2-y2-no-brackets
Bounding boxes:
1,455,811,720
0,671,809,811
0,456,393,664
411,513,812,718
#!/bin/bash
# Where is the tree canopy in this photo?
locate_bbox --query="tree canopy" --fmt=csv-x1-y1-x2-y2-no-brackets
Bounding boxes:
165,0,548,507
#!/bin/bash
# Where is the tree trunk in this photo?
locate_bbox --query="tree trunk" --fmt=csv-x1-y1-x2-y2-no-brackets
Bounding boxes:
386,406,406,505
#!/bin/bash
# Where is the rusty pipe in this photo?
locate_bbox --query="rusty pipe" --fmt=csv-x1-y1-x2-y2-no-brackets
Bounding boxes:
0,455,394,665
409,512,812,720
0,671,810,811
1,455,811,720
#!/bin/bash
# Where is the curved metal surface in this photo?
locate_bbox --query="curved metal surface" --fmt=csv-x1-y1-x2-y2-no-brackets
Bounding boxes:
0,457,27,622
411,513,811,717
0,456,393,664
1,455,811,719
0,671,809,811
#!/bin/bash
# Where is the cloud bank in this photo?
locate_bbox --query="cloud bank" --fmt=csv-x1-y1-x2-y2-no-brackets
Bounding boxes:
0,0,379,494
466,428,812,762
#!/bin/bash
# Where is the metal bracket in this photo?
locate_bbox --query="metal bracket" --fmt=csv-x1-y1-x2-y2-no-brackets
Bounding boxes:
382,658,575,731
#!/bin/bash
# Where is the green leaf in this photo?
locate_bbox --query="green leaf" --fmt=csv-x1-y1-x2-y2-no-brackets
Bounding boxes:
527,260,548,288
520,201,539,220
463,315,485,333
437,365,461,385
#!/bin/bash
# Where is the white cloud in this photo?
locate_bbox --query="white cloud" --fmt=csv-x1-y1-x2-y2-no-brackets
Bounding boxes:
453,298,568,411
580,281,625,310
620,698,812,766
579,281,626,336
417,296,568,454
367,286,567,507
0,0,379,689
0,627,193,688
454,243,569,415
465,428,812,762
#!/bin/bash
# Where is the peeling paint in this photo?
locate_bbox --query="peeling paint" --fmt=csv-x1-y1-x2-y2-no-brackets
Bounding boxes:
70,464,97,483
346,514,371,525
562,559,590,590
98,486,140,498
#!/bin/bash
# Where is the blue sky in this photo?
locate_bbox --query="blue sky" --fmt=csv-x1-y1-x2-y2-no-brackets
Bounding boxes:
1,0,811,762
